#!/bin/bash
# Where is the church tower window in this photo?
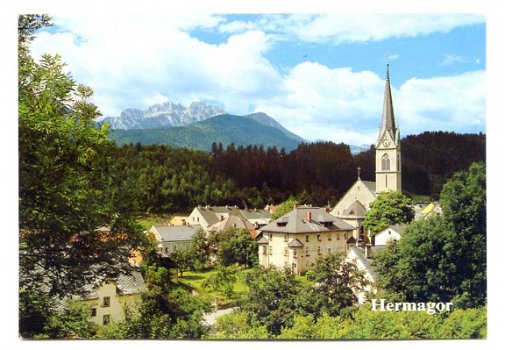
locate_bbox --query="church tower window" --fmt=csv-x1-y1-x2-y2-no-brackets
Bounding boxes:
382,154,390,171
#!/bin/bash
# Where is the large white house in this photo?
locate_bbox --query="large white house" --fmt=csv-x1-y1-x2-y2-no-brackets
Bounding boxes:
257,207,354,275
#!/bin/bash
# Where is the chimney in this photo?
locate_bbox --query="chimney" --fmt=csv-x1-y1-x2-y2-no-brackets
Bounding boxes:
365,244,372,258
325,207,330,213
307,211,312,221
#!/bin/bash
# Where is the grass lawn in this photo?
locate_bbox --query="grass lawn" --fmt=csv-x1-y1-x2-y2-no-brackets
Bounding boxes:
176,267,253,304
136,214,186,230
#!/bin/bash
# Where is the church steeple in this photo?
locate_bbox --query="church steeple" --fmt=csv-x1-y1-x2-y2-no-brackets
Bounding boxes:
380,64,396,136
375,64,401,194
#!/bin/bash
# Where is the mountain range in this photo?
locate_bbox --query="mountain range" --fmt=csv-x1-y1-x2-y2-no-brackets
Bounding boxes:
109,113,303,151
102,100,366,154
99,101,226,129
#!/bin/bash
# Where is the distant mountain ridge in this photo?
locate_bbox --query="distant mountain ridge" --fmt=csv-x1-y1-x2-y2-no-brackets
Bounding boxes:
100,101,226,129
109,114,302,151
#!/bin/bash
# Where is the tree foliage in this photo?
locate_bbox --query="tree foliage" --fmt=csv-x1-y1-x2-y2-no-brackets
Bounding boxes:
278,306,486,339
271,197,298,220
299,253,369,318
18,15,148,339
373,162,486,308
19,15,147,298
208,227,258,267
362,191,414,233
202,265,238,299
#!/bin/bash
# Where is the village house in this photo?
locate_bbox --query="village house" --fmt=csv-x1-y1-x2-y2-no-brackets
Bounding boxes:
257,207,354,275
169,215,189,226
187,205,271,233
346,246,377,304
373,223,407,246
148,224,201,256
78,269,146,326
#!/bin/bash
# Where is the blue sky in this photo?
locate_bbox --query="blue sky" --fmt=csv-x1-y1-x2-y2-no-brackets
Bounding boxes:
30,13,486,145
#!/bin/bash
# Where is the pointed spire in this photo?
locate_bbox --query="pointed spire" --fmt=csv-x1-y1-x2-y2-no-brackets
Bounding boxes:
380,64,396,135
357,167,361,180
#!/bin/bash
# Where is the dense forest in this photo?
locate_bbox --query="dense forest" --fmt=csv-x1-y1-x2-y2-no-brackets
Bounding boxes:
110,131,485,214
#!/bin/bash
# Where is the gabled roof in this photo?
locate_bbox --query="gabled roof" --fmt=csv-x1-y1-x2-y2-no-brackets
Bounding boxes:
348,246,377,279
82,269,146,300
361,181,376,194
208,214,254,233
288,239,304,248
342,200,367,218
240,208,271,221
257,236,269,244
260,207,354,234
194,206,241,226
376,223,408,236
152,225,201,242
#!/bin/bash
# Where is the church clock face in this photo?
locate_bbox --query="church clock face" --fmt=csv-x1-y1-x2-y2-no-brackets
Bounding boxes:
382,139,390,147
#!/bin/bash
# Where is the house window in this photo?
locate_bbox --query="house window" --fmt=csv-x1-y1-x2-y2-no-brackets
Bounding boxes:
269,245,273,255
317,235,321,241
102,296,110,307
382,154,390,171
269,233,273,240
103,314,111,325
305,247,309,256
284,248,288,256
328,234,332,241
284,234,288,242
293,249,297,257
262,246,267,255
328,248,331,254
197,217,200,222
91,308,97,317
173,244,177,252
305,235,309,242
337,233,340,240
344,233,348,240
317,246,321,255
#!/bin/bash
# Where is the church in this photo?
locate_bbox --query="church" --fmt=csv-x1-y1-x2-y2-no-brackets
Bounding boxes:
330,64,402,241
257,65,403,275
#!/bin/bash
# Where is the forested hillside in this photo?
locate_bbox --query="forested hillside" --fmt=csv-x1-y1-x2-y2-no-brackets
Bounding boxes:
109,114,302,151
110,131,485,214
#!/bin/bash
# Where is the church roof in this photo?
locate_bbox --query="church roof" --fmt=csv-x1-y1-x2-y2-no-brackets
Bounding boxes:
342,200,367,217
361,180,376,194
380,64,396,137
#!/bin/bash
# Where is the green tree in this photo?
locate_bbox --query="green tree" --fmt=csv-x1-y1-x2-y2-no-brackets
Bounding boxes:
189,228,210,271
18,15,147,338
271,197,298,220
209,227,258,267
362,191,414,233
202,265,238,299
299,253,369,318
19,15,146,297
240,267,302,335
170,248,196,277
373,163,486,308
207,311,269,339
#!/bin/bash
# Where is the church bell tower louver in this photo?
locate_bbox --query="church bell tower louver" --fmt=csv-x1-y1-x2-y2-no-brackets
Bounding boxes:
375,64,401,193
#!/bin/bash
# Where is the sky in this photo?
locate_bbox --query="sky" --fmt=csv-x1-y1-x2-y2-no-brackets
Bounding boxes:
29,13,486,146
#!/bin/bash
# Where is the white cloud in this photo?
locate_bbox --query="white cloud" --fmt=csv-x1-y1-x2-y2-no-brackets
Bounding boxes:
219,14,484,45
253,65,485,144
29,15,485,146
30,16,282,116
442,54,469,65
